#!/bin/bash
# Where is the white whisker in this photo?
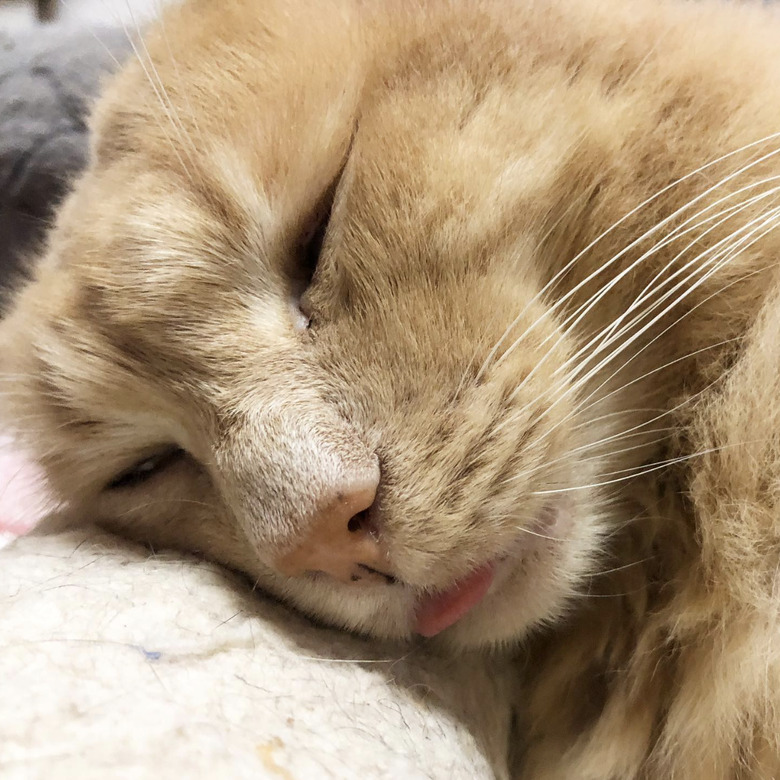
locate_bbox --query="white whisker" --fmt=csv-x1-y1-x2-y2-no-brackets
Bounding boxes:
532,439,764,494
491,177,780,412
480,138,780,383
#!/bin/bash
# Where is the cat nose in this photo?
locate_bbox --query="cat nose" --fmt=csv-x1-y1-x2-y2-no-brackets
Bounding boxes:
275,465,392,585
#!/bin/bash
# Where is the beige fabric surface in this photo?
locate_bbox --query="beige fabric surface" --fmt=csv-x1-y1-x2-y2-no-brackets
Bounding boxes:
0,528,513,779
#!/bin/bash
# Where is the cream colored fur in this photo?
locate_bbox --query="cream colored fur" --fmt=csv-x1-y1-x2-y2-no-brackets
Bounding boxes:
2,0,780,776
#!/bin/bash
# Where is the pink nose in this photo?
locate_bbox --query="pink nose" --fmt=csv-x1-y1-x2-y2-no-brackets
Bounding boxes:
275,466,392,585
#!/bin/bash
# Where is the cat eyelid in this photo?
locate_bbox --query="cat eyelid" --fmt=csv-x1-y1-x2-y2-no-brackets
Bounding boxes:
297,133,356,281
105,446,185,491
290,131,357,329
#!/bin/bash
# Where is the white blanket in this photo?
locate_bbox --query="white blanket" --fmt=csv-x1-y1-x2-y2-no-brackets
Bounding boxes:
0,528,513,779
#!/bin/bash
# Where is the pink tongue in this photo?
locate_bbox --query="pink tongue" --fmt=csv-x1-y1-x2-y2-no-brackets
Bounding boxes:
414,564,495,637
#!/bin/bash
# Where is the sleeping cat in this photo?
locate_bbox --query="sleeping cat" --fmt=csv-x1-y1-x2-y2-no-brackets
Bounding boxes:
2,0,780,776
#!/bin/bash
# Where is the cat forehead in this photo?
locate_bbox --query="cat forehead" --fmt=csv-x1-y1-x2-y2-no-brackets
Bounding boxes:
79,0,559,309
91,0,527,211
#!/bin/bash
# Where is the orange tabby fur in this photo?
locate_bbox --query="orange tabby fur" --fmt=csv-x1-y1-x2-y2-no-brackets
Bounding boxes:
2,0,780,776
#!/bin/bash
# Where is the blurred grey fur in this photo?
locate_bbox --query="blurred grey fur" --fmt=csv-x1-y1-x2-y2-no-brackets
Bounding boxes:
0,21,131,292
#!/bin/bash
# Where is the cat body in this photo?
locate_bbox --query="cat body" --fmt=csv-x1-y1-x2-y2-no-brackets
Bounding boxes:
2,0,780,776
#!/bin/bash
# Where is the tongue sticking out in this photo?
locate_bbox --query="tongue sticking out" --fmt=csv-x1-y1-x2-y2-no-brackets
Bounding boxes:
414,563,496,637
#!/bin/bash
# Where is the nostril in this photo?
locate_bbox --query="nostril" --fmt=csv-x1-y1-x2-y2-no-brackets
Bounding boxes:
274,459,385,583
348,509,383,542
348,510,367,534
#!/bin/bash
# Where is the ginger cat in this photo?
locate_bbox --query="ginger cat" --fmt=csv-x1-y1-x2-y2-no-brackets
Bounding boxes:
2,0,780,776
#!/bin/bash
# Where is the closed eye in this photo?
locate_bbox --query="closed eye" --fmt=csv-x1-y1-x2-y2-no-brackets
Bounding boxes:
106,446,185,490
298,206,329,294
290,194,333,332
290,141,353,331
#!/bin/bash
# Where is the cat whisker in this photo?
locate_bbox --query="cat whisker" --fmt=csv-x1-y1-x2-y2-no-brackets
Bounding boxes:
507,210,780,441
569,336,742,424
558,184,780,374
563,201,780,384
491,177,780,412
55,0,128,69
109,0,198,181
575,587,649,600
506,365,748,489
586,557,654,578
512,524,566,542
149,0,210,161
561,216,780,406
541,191,780,392
550,429,675,470
478,138,780,382
569,407,670,429
531,438,767,495
549,262,769,436
598,185,780,334
504,327,758,487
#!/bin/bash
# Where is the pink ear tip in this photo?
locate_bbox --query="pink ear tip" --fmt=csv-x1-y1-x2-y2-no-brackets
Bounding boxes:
0,435,54,546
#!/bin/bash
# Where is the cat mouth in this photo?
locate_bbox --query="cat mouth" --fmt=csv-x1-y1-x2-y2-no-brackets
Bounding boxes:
412,499,568,637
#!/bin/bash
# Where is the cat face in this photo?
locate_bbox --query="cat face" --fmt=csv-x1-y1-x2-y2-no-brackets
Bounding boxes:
0,0,667,647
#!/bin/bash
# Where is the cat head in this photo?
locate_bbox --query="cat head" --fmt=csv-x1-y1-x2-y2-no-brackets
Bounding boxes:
0,0,611,647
